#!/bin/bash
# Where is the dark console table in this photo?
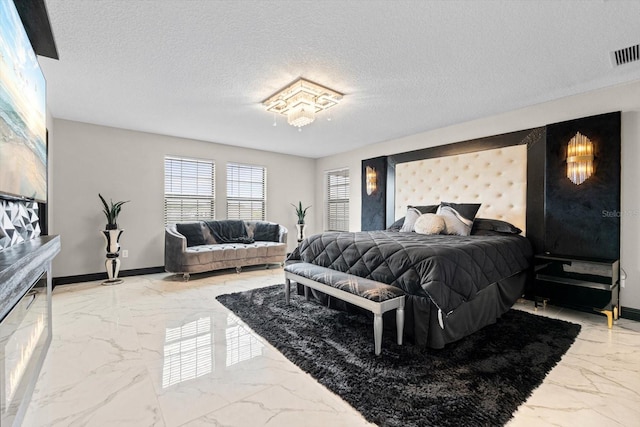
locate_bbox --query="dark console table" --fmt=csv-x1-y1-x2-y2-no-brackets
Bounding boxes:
0,236,60,426
534,254,619,328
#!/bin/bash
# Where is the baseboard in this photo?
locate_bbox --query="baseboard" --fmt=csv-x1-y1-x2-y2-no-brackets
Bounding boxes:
53,266,165,286
620,306,640,322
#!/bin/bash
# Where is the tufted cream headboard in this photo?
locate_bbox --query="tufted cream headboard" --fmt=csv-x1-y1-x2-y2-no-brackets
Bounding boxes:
394,144,527,233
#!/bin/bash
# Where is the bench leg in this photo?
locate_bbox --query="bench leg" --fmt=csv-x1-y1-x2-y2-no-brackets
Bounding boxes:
374,313,383,356
285,279,291,304
396,306,404,345
304,285,310,301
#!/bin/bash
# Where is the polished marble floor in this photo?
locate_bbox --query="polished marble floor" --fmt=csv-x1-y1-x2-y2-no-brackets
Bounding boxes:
22,267,640,427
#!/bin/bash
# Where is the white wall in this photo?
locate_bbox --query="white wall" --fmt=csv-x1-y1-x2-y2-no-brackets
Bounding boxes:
46,109,55,233
49,119,316,277
315,79,640,311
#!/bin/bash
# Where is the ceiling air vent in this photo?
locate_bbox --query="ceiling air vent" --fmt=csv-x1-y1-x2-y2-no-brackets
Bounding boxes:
611,44,640,67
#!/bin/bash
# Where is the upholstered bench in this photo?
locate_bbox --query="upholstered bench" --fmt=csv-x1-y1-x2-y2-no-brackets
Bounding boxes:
284,262,406,356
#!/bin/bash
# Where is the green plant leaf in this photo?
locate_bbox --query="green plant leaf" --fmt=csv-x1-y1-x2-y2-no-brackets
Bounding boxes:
99,194,129,226
291,201,311,222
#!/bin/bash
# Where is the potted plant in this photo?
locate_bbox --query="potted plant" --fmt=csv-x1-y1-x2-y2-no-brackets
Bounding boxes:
98,194,129,285
291,201,311,224
99,194,129,230
291,201,311,242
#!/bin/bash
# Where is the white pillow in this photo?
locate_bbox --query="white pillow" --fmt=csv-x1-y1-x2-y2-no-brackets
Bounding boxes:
414,214,446,235
437,205,474,236
400,207,422,232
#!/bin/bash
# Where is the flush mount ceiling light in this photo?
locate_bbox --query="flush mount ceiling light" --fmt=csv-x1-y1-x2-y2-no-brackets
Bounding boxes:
566,131,595,185
262,78,343,128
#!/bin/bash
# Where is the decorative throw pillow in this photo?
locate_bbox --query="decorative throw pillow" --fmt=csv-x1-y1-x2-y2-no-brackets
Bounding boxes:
414,214,446,235
472,218,522,235
409,204,439,214
437,205,477,236
440,202,481,221
205,220,254,244
176,222,206,247
387,217,405,231
400,207,422,232
253,222,280,242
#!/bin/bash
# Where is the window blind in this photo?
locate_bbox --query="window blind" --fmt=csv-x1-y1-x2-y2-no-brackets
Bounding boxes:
326,168,349,231
226,163,266,220
164,156,215,224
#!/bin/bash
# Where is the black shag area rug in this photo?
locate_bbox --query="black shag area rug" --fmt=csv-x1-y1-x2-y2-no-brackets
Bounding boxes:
216,285,581,427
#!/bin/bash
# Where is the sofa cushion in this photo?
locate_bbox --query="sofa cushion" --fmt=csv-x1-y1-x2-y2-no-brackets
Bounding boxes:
205,220,254,244
176,222,207,247
253,222,280,242
182,242,287,266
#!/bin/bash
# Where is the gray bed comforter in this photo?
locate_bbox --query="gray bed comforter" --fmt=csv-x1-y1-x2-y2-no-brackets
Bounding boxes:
287,231,532,314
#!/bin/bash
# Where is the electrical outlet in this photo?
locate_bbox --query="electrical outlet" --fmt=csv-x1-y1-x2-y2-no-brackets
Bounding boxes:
122,250,129,258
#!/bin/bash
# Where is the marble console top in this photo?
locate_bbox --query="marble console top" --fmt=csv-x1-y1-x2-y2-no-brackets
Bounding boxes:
0,235,60,321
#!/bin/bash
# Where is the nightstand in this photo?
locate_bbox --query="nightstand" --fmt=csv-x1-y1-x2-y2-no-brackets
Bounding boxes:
533,254,620,328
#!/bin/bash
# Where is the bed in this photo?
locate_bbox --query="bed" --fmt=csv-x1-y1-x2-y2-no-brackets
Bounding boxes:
287,142,536,349
287,229,532,348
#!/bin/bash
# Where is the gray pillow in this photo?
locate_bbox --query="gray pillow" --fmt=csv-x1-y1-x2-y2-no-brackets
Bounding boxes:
176,222,206,247
437,205,474,236
253,222,280,242
440,202,481,221
410,204,439,214
387,217,405,231
472,218,522,235
400,207,422,232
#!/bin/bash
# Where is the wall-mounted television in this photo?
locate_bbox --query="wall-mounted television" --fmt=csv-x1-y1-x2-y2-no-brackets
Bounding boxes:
0,0,47,203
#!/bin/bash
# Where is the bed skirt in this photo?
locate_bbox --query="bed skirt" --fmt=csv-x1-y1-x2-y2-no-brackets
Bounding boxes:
298,269,528,349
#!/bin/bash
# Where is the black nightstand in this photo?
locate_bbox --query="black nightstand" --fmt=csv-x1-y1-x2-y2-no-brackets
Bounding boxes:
533,254,620,328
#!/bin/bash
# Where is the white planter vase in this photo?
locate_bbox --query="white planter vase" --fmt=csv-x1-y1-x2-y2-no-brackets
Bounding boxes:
102,228,124,285
295,223,305,242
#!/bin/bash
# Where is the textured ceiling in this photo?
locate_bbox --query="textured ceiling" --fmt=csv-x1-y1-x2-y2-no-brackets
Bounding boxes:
40,0,640,158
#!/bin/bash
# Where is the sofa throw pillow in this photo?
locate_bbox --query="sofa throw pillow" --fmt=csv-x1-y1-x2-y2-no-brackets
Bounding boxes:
400,207,422,232
205,220,254,244
414,214,446,235
472,218,522,235
176,222,206,247
437,205,476,236
253,222,280,242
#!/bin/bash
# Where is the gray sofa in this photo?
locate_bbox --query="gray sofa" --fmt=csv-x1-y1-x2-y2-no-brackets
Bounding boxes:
165,220,288,280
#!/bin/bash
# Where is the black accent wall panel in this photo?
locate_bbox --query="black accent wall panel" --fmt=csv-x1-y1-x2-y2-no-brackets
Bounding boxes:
544,112,621,259
361,157,387,231
526,131,546,255
389,129,534,165
385,161,396,228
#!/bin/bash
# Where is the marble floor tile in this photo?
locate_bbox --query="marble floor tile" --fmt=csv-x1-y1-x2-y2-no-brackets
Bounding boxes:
21,267,640,427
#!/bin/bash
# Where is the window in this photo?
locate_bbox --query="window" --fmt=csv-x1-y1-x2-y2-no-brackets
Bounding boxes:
164,156,215,224
326,168,349,231
226,163,266,220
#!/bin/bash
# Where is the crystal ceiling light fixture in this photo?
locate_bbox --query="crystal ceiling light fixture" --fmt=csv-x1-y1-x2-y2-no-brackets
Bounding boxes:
262,78,343,128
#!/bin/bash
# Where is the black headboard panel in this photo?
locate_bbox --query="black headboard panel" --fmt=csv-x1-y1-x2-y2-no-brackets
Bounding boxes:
544,112,621,259
361,156,388,231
